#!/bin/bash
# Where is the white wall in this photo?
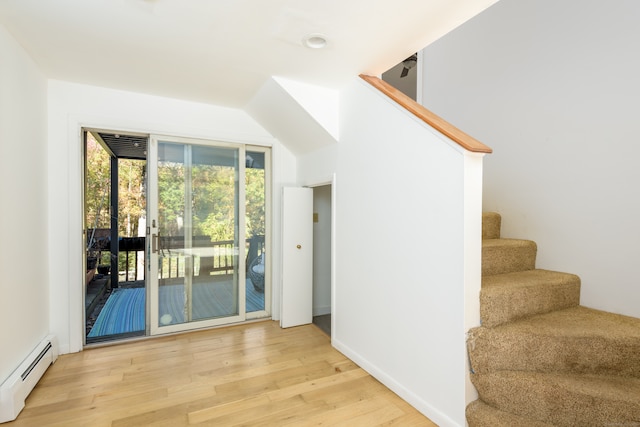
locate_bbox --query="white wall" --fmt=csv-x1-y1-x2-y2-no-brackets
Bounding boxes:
422,0,640,319
47,80,295,354
333,77,483,427
312,185,332,316
297,144,338,187
245,77,337,156
0,24,49,384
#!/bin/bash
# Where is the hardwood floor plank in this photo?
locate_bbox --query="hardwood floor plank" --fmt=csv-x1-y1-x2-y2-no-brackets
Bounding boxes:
281,396,399,426
187,395,270,424
380,412,440,426
5,321,436,426
242,399,330,426
269,368,370,402
109,396,218,427
192,395,308,426
332,402,406,426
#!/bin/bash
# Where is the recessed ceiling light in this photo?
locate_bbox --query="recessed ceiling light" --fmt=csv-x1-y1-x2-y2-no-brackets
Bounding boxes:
303,34,328,49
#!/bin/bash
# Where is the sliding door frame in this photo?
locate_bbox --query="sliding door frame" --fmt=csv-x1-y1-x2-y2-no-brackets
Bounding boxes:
147,134,247,335
245,145,272,321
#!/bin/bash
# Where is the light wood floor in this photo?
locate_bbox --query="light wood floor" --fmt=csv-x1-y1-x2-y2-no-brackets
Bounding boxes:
7,321,437,426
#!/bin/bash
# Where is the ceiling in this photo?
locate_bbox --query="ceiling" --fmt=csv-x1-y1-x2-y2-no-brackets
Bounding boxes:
0,0,497,108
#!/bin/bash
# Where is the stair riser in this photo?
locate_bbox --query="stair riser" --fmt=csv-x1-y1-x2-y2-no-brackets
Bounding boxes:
468,329,640,377
480,282,580,327
472,373,640,427
482,212,501,240
466,400,555,427
472,212,640,427
482,242,536,276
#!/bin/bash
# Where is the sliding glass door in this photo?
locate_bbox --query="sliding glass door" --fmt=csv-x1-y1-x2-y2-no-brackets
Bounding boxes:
84,131,269,342
245,149,269,318
148,136,247,334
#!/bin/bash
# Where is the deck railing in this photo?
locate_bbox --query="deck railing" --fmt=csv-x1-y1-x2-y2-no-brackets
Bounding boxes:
157,236,264,279
119,237,145,282
158,237,237,279
89,231,264,283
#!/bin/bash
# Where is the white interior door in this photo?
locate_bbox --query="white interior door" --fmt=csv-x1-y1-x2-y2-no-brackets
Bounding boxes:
281,187,313,328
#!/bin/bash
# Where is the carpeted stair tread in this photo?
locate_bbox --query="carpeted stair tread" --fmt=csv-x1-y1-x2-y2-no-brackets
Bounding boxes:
482,212,501,240
469,306,640,377
466,400,555,427
481,269,580,327
471,212,640,426
471,371,640,427
482,238,536,276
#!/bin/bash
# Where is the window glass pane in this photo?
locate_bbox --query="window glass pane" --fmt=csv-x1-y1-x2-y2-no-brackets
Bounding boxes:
157,142,240,326
245,151,266,312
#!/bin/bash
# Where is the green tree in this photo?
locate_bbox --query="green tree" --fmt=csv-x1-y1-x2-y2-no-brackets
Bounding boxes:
119,159,146,237
158,162,185,237
87,140,266,248
198,165,236,242
85,134,111,234
245,167,265,238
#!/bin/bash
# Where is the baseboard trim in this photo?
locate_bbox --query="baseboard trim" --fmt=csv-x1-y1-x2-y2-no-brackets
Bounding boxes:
332,337,461,427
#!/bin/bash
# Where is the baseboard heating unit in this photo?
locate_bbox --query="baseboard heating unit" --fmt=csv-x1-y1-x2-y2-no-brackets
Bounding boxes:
0,335,58,423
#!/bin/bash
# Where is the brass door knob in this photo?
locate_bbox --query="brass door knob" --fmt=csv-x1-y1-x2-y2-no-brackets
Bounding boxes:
296,244,302,249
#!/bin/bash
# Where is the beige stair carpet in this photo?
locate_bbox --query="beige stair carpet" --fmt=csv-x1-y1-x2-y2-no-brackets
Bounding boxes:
472,371,640,426
481,269,580,327
468,212,640,427
466,400,556,427
469,306,640,377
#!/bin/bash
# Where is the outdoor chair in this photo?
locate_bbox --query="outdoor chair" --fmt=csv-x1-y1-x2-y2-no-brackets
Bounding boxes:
248,253,265,292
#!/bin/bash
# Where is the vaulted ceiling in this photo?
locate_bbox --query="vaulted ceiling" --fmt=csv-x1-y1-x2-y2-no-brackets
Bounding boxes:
0,0,497,107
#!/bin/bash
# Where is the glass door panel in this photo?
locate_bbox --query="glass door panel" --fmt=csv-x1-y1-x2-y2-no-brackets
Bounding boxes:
149,137,245,334
245,150,267,315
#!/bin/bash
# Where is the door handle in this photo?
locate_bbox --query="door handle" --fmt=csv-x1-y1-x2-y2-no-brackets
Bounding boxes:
296,244,302,249
152,234,159,253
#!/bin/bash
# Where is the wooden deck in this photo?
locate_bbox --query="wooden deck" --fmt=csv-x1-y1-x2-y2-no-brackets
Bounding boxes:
7,321,437,426
87,277,265,340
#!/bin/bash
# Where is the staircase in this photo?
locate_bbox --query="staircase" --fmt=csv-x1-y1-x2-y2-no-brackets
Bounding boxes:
466,212,640,426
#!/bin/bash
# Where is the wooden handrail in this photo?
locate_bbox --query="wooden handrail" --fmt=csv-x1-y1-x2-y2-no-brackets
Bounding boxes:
360,75,492,154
